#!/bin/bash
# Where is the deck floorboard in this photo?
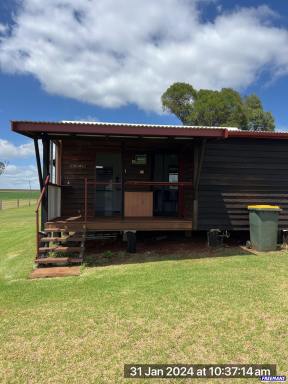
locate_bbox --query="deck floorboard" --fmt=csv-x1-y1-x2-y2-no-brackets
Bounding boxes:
45,216,193,231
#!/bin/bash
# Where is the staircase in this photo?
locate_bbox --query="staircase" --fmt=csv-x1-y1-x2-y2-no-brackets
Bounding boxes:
35,229,85,266
36,230,85,266
34,175,86,269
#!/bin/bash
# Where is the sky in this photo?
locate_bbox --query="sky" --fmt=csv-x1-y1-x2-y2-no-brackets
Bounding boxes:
1,0,288,189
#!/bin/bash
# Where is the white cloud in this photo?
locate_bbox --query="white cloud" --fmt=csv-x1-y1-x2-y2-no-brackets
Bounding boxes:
0,139,34,159
0,164,39,189
72,115,99,122
0,23,8,35
0,1,288,112
0,139,42,188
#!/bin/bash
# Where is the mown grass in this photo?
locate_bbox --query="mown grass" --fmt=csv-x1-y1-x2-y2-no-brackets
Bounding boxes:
0,206,287,383
0,189,39,200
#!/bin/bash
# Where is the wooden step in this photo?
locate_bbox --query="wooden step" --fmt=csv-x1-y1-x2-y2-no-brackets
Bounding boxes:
35,257,83,264
45,224,86,231
40,236,84,243
39,246,82,253
44,228,82,233
40,237,68,243
36,257,69,264
30,266,81,279
44,229,64,233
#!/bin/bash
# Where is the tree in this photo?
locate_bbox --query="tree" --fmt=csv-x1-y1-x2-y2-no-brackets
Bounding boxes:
161,82,197,125
161,83,275,131
243,94,275,131
0,161,8,175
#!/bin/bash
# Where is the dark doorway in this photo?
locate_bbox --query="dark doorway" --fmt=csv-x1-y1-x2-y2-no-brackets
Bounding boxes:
95,152,122,216
153,153,179,216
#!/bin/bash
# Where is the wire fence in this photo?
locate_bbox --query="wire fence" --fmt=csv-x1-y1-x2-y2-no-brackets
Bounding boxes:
0,199,37,210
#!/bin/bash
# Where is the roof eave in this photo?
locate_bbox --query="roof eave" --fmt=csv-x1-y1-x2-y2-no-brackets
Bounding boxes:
11,121,288,140
11,121,228,139
228,131,288,139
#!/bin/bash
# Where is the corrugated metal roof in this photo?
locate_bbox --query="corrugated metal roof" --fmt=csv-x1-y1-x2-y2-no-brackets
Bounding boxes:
61,120,241,131
12,120,240,131
11,120,288,139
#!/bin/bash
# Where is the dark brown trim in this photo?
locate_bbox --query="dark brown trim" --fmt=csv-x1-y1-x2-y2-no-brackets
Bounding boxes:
34,138,43,190
195,139,207,194
121,142,125,219
12,121,227,139
41,136,50,229
12,121,288,140
193,139,207,229
55,140,62,185
228,130,288,139
178,154,185,217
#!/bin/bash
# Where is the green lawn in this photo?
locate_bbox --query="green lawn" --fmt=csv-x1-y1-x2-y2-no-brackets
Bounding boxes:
0,206,287,383
0,189,39,200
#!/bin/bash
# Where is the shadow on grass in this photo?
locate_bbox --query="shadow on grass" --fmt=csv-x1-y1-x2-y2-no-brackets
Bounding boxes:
84,231,254,267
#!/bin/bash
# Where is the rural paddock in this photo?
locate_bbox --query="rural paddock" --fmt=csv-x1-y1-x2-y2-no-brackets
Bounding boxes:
0,190,38,210
0,199,37,210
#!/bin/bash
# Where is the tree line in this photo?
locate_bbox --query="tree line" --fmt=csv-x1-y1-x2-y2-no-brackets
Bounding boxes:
161,82,275,131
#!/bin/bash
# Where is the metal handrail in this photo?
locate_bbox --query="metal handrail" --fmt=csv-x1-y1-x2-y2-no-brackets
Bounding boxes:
35,175,50,259
83,178,193,225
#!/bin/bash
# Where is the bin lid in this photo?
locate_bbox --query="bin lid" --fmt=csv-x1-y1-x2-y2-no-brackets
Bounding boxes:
247,204,282,211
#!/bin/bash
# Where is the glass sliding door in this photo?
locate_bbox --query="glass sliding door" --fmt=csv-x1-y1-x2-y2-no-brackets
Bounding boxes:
95,152,122,216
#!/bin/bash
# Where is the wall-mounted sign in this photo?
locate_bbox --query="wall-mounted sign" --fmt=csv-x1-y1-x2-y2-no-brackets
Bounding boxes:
132,154,147,165
69,163,87,169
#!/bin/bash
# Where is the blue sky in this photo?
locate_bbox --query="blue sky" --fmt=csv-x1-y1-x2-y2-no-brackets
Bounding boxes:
1,0,288,188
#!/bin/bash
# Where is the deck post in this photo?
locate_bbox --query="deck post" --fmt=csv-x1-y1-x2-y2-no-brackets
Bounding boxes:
121,142,125,219
84,177,88,227
178,154,185,217
34,138,43,190
193,139,206,230
41,136,50,229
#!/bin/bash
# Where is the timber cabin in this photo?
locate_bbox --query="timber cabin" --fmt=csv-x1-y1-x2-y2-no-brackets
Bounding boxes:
12,120,288,264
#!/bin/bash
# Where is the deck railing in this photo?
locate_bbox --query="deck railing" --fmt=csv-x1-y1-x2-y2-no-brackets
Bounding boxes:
35,175,50,259
83,178,193,226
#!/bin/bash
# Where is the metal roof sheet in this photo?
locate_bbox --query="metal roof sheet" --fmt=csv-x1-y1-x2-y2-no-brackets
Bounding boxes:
12,120,240,131
11,120,288,140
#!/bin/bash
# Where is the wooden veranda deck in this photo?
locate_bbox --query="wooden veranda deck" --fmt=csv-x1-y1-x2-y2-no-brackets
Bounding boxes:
45,216,193,232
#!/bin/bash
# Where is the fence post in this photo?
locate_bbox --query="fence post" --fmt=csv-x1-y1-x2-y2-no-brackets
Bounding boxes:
0,200,2,210
17,199,19,208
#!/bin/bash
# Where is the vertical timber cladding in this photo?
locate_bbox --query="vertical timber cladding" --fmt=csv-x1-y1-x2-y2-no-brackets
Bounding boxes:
61,138,121,217
181,146,194,217
198,138,288,230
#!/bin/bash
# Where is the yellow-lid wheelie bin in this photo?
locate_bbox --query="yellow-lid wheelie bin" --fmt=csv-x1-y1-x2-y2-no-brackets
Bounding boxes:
247,205,282,251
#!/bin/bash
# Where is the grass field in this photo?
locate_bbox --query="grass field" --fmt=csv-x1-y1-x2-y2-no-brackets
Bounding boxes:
0,189,39,200
0,206,287,383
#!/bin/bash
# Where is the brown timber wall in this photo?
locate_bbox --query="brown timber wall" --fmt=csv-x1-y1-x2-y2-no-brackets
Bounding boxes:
61,138,194,219
61,139,121,217
182,151,194,217
123,149,152,192
198,138,288,230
